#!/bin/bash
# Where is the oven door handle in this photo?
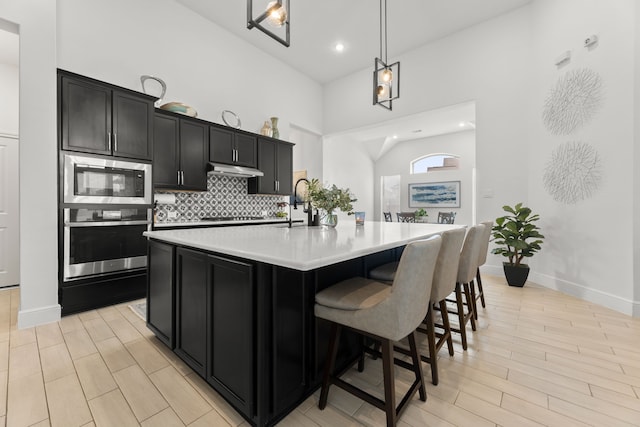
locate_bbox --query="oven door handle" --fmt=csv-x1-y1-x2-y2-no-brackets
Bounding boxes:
64,220,151,227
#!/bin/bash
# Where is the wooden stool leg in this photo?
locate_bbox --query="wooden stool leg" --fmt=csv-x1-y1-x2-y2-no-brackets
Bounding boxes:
319,323,341,410
470,280,478,320
358,336,365,372
424,306,438,386
455,283,468,350
439,300,454,356
463,282,477,331
381,339,397,427
408,330,427,401
476,268,486,308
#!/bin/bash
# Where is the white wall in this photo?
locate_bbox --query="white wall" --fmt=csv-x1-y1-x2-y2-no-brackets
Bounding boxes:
323,1,639,315
0,0,60,327
635,1,640,316
374,130,475,225
323,135,374,224
56,0,323,139
527,0,636,313
0,62,19,134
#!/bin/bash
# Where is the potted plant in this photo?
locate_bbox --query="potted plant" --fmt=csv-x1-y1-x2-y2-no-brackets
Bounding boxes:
414,208,427,222
306,178,356,227
491,203,544,287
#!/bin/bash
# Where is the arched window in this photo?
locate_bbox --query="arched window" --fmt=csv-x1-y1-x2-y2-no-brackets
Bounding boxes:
411,154,460,174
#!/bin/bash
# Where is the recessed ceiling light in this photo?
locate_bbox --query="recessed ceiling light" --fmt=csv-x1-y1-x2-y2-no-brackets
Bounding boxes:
335,43,345,52
459,122,465,127
392,135,398,139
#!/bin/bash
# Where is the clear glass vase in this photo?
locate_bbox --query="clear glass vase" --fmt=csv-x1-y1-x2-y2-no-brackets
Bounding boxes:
320,211,338,227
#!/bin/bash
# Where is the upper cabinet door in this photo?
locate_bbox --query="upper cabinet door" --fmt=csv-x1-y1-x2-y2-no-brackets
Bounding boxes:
255,138,277,194
209,127,235,164
153,113,180,188
276,142,293,195
180,119,209,192
112,91,153,160
60,76,112,155
234,133,257,168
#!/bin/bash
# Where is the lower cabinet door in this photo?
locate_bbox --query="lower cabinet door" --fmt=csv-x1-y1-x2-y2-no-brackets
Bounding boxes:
147,240,175,348
207,255,254,419
175,248,208,376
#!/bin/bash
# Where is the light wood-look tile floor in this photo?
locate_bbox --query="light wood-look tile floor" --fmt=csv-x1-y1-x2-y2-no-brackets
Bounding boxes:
1,275,639,427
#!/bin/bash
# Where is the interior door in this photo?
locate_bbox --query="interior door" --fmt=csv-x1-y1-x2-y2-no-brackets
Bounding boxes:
0,134,19,287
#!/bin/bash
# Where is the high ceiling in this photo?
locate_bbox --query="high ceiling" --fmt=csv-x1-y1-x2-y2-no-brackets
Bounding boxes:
176,0,532,84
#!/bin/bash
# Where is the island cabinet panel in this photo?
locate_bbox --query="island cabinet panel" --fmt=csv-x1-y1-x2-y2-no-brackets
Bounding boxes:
207,256,255,419
59,71,154,160
147,240,175,348
209,126,257,168
175,248,208,376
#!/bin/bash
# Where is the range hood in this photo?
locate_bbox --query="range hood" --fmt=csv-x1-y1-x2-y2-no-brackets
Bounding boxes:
207,162,264,178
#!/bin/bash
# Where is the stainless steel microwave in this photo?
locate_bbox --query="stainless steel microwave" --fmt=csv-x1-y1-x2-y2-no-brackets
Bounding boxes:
63,154,152,204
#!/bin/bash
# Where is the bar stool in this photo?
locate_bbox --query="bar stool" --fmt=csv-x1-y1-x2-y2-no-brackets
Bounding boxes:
446,224,485,350
315,236,442,427
471,220,493,319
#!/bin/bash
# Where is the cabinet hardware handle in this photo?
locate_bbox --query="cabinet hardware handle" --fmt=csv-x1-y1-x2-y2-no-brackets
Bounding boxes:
107,132,112,151
114,133,118,152
177,170,181,185
181,170,185,186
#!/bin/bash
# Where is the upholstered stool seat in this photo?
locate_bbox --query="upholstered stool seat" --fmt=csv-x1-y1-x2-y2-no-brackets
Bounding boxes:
315,236,442,427
368,261,398,283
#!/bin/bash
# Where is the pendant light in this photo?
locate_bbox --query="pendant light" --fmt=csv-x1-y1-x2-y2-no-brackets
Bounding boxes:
247,0,290,47
373,0,400,110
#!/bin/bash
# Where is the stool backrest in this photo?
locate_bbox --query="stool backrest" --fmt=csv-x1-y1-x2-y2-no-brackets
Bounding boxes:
476,220,493,267
397,212,416,223
438,212,456,224
430,228,466,303
457,224,486,284
383,212,392,222
388,235,442,341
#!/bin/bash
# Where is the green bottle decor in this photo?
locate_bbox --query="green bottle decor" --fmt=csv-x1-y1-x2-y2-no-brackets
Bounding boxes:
270,116,279,139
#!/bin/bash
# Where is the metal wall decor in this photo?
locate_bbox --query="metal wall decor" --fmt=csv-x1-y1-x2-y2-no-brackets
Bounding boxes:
373,0,400,110
543,141,601,204
542,68,603,135
247,0,290,47
140,75,166,107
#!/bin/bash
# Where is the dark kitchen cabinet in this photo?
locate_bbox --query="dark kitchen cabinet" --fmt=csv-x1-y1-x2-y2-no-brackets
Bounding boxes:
59,71,154,160
206,255,255,419
248,138,293,195
209,126,257,168
147,240,175,348
153,111,208,191
175,247,209,376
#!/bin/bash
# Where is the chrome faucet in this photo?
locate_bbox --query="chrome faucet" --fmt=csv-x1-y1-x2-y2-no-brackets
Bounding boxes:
290,178,315,227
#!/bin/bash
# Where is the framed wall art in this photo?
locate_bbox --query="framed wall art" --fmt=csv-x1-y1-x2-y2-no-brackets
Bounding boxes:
408,181,460,208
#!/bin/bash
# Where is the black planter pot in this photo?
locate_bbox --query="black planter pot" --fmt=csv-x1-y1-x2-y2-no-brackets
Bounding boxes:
503,262,530,287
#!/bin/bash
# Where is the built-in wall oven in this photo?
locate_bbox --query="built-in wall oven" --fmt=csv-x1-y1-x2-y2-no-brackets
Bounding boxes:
62,207,151,281
61,154,152,283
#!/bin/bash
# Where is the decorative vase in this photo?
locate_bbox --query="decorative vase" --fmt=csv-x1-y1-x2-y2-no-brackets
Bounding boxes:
260,121,272,136
503,262,530,287
320,211,338,228
270,116,279,139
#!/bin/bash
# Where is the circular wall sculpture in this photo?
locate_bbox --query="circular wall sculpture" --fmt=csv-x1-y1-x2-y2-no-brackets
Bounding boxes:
542,68,603,135
543,141,601,204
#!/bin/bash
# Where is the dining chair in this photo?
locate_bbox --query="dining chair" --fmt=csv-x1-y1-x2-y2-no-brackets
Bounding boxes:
315,236,442,427
383,212,392,222
437,211,456,224
471,220,493,319
397,212,416,223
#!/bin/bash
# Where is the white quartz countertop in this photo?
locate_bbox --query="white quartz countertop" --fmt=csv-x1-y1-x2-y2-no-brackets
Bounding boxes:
154,218,294,228
144,221,465,271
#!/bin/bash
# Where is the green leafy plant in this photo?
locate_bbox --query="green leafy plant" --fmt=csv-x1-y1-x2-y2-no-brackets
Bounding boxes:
306,178,357,215
414,208,427,218
491,203,544,267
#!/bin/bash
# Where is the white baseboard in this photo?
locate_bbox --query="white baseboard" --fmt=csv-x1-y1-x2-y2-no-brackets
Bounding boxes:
18,304,61,329
481,265,639,317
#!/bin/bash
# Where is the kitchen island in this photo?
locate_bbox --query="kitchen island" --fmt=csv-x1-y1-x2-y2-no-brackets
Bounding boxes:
144,221,462,427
